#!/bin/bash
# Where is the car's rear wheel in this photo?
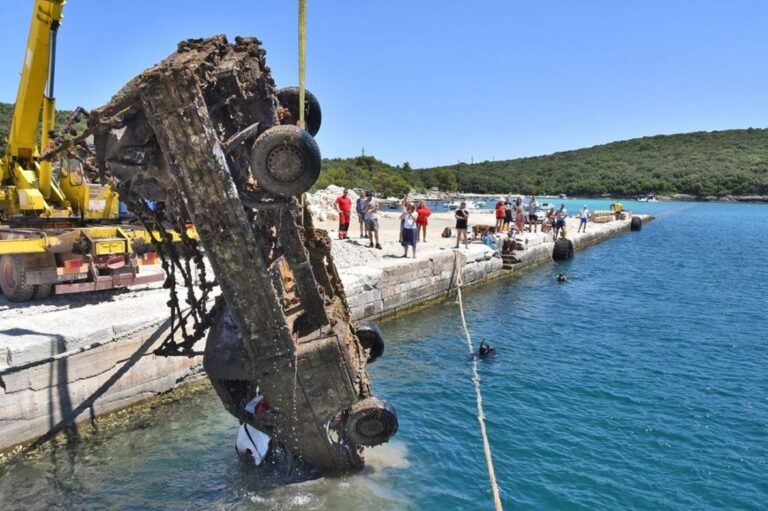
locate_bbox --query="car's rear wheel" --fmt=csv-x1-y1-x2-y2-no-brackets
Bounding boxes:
344,397,398,447
355,322,385,364
276,86,322,136
250,125,321,197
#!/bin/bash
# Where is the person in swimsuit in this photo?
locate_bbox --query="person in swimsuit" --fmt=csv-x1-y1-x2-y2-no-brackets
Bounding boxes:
515,197,525,233
455,202,469,249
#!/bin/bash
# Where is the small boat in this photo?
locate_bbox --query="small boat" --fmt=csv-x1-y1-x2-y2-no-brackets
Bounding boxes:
646,195,659,203
558,193,567,199
444,200,482,210
384,197,402,209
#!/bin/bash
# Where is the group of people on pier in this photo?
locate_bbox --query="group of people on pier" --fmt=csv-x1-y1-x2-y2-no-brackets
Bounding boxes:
333,189,593,257
334,189,432,258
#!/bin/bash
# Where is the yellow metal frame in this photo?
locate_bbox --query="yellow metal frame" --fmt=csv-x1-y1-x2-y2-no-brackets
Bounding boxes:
1,0,120,222
0,225,198,256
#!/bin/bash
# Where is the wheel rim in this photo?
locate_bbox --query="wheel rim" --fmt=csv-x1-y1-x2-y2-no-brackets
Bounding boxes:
266,144,305,182
355,415,387,438
1,259,17,292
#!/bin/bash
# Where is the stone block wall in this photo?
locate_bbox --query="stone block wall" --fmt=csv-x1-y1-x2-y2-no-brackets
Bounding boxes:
1,320,203,452
343,246,503,321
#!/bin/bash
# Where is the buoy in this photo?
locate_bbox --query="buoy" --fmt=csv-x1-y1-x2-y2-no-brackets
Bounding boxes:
552,239,574,261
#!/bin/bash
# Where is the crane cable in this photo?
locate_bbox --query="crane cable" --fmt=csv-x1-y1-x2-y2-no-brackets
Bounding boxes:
298,0,307,130
297,0,307,222
454,252,504,510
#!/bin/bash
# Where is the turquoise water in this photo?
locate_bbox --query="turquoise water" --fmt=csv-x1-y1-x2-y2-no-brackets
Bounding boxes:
1,201,767,510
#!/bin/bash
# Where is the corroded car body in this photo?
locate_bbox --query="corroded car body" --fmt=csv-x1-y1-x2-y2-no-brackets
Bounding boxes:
88,35,396,473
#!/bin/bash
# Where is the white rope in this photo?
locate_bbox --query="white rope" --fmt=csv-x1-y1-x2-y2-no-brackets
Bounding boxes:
454,253,504,511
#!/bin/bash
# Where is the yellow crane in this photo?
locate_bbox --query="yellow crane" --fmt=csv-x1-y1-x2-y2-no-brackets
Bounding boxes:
0,0,163,301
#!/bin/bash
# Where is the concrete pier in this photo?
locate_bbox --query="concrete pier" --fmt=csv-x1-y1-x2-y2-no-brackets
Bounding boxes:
0,213,650,454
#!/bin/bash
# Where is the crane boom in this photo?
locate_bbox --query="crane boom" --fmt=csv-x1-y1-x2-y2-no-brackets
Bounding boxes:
7,0,64,164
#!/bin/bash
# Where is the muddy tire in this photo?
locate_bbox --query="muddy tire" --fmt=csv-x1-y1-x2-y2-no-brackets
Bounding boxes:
345,397,398,447
630,216,642,231
355,322,385,364
276,86,322,136
251,125,321,197
33,284,53,300
0,255,35,302
552,239,574,261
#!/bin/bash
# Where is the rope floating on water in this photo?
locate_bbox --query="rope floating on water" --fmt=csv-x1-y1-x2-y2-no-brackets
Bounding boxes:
454,252,504,511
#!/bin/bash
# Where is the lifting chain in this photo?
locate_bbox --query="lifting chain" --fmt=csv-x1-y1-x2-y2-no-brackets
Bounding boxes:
122,195,220,357
43,106,221,357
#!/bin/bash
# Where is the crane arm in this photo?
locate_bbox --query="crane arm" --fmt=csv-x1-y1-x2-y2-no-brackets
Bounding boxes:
6,0,65,165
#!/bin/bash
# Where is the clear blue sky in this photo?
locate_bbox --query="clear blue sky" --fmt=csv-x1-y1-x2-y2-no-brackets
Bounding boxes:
2,1,767,168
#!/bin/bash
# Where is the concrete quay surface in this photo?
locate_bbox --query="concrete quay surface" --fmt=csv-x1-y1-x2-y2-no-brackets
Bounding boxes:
0,212,650,453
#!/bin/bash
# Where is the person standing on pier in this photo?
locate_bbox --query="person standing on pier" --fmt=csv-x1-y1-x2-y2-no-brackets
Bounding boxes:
527,195,539,233
495,199,505,232
503,200,513,232
416,200,431,242
613,200,624,220
554,203,567,239
515,196,526,233
356,191,367,238
334,189,352,239
455,202,469,249
578,205,589,233
364,191,382,249
401,204,418,258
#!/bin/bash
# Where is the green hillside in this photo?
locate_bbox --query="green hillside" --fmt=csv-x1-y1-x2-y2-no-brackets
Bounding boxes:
1,101,84,156
320,129,768,198
425,129,768,197
0,102,13,154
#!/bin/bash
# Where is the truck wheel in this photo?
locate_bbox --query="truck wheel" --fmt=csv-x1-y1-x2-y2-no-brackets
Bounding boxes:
0,255,35,302
630,216,642,231
34,284,53,300
276,86,322,136
251,125,321,197
345,397,398,447
355,322,385,364
552,239,574,261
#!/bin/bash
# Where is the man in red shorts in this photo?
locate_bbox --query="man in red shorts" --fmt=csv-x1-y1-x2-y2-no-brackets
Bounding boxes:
334,189,352,239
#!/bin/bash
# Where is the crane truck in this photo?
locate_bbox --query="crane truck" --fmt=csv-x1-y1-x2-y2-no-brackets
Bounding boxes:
0,0,163,301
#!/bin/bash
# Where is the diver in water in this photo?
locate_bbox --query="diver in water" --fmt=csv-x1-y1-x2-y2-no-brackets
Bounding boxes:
478,341,496,358
556,272,568,283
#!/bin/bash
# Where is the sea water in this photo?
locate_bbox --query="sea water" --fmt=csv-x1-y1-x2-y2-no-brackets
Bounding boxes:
0,201,766,510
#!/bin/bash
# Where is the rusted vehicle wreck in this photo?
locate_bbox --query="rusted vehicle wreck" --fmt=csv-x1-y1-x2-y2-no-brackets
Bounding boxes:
86,35,397,473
